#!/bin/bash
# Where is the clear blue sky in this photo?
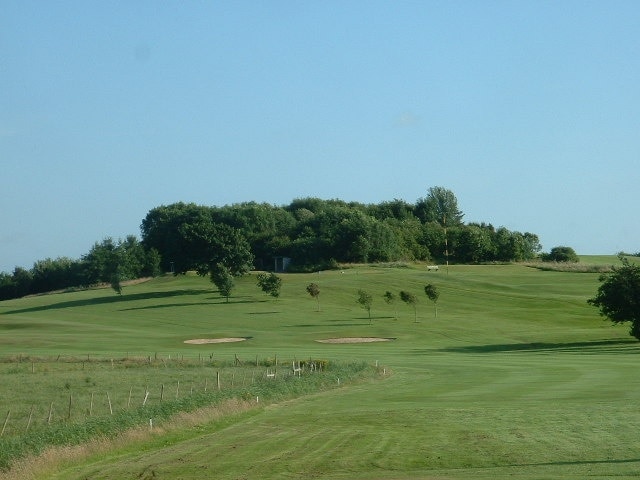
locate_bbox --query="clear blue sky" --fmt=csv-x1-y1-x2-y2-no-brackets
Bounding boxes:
2,1,639,272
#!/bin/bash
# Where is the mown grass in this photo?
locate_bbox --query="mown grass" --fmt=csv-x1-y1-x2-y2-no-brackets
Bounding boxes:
2,259,640,479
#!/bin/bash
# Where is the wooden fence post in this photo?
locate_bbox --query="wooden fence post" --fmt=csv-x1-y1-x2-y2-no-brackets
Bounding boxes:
25,406,34,433
1,410,10,436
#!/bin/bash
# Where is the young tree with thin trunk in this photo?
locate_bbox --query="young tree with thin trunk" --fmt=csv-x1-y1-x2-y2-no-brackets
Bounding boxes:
256,272,282,300
400,290,418,322
356,289,373,323
306,282,320,311
383,291,397,320
211,264,234,302
424,283,439,319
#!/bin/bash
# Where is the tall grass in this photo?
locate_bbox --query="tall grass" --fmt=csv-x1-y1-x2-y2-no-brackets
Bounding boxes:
0,356,376,471
523,261,614,273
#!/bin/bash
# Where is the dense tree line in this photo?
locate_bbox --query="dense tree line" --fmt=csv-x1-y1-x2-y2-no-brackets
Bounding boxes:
0,237,161,300
1,187,544,301
141,187,542,273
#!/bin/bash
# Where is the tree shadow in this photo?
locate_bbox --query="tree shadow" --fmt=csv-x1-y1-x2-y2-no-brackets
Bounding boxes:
1,289,212,315
352,315,395,321
515,457,640,467
439,339,640,354
119,302,215,311
205,299,261,305
286,322,373,328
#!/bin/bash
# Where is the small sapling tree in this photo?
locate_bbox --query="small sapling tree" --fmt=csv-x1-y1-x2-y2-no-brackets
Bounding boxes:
588,256,640,339
383,291,397,320
210,264,234,302
110,273,123,295
424,283,439,319
356,289,373,323
400,290,418,323
256,272,282,300
306,282,320,311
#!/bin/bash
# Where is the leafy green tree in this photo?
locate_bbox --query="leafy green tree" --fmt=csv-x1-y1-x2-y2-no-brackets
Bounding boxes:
110,272,123,295
82,236,162,294
256,272,282,299
415,187,464,226
211,202,296,269
306,282,320,311
424,284,440,319
210,264,234,302
422,221,446,263
0,268,33,300
455,224,495,263
382,217,427,261
13,267,33,298
522,232,542,260
368,199,416,221
142,248,162,278
0,272,17,301
356,289,373,323
383,291,398,319
83,238,125,294
179,218,253,277
542,246,579,263
588,256,640,339
30,257,85,294
400,290,418,322
141,202,214,273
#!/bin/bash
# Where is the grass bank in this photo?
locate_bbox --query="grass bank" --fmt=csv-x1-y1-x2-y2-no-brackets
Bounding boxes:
2,259,640,479
0,356,379,473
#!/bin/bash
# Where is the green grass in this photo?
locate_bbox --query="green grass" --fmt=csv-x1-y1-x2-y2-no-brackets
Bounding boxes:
2,258,640,479
0,357,375,472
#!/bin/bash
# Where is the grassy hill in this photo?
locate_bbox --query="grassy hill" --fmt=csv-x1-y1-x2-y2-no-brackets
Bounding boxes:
2,260,640,479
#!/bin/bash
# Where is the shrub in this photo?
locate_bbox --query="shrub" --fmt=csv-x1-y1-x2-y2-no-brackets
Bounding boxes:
541,246,579,263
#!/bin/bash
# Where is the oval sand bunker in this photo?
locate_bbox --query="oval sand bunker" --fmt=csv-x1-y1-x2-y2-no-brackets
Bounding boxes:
184,338,247,344
316,337,394,344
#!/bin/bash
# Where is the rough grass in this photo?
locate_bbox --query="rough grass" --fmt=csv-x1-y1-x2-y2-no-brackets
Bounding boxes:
2,258,640,479
0,357,376,473
523,261,614,273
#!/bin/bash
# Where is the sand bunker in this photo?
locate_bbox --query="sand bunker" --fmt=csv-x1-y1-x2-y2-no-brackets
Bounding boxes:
184,338,247,344
316,337,394,344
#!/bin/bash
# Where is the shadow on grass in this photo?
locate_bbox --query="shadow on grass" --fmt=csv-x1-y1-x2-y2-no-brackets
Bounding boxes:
529,458,640,466
120,302,215,311
286,322,374,328
439,339,640,354
1,289,212,315
120,297,261,311
515,457,640,467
